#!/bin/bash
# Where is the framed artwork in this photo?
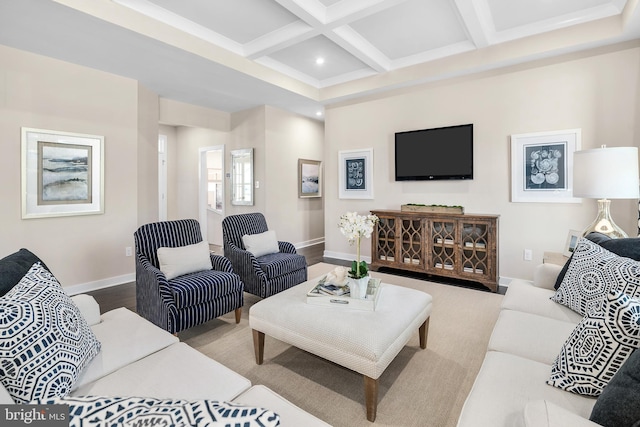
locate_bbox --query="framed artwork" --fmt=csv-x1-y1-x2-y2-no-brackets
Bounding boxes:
564,229,582,257
339,148,373,199
298,158,322,198
21,127,104,219
510,129,581,203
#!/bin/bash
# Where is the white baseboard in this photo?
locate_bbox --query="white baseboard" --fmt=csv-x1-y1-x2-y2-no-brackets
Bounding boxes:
323,250,372,264
65,273,135,296
295,238,324,249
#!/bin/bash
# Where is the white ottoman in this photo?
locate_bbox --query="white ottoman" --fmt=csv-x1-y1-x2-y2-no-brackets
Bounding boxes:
249,279,433,422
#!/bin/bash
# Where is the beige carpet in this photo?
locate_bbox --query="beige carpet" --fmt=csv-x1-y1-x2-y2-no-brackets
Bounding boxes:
179,263,504,427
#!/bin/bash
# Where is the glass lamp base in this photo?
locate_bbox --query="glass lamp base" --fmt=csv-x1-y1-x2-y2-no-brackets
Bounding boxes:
581,199,628,239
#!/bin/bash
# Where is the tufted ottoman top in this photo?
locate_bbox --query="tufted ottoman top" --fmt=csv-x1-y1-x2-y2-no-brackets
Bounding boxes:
249,278,432,379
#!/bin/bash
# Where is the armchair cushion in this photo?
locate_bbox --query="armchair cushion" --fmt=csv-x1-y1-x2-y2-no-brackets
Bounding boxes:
170,271,244,309
258,252,307,279
242,230,280,257
157,241,212,280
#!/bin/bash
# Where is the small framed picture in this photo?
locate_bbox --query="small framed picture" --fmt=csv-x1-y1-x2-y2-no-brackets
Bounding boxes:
564,229,582,257
298,159,322,198
338,148,374,199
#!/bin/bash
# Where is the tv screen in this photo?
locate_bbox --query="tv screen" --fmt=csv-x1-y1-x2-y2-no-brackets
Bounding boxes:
395,124,473,181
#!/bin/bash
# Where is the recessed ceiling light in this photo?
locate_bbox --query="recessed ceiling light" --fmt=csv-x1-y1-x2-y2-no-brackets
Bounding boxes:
315,57,325,65
316,111,323,116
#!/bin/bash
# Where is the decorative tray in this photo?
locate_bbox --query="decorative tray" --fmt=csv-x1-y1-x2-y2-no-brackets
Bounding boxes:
306,277,382,311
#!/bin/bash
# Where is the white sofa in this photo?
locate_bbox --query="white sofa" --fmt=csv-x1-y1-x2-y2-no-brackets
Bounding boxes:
0,294,330,427
456,263,602,427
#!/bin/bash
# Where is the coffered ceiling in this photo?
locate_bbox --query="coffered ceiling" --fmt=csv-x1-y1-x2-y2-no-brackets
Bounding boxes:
0,0,639,120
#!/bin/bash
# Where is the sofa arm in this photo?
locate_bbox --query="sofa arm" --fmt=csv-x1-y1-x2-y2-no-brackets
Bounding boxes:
524,400,601,427
532,263,563,290
71,294,101,326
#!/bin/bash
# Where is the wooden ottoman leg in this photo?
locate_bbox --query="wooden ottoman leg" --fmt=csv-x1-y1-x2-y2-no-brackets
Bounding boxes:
235,307,242,323
364,376,379,422
419,318,430,349
252,329,265,365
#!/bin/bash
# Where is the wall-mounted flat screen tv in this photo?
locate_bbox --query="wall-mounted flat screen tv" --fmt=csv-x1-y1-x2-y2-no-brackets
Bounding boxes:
395,124,473,181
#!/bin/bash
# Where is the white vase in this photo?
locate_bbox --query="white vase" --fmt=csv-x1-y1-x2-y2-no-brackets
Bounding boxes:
349,275,370,299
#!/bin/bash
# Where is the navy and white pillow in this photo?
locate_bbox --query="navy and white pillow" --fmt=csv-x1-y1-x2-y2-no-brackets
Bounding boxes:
551,238,640,315
0,263,101,403
38,396,281,427
547,290,640,396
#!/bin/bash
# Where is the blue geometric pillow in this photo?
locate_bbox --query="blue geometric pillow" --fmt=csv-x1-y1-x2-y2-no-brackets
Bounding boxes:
37,396,281,427
547,290,640,396
0,263,101,403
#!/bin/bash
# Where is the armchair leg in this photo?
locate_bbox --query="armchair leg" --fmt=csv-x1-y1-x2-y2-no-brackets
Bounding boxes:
235,307,242,323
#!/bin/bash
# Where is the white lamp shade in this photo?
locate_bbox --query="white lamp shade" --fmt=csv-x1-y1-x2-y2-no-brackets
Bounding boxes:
573,146,640,199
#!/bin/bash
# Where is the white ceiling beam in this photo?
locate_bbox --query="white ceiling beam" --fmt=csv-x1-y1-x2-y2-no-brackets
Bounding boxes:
245,22,319,58
325,0,409,27
453,0,493,48
273,0,326,26
328,26,390,72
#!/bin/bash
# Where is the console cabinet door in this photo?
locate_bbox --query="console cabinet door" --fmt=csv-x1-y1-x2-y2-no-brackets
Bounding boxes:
373,214,398,264
460,219,495,282
427,219,458,276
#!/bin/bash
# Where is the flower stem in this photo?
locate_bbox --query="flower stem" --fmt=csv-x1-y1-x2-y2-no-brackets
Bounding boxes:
356,235,361,277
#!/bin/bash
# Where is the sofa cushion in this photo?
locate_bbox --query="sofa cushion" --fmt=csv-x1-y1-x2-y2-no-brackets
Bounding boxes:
502,280,583,323
73,343,251,401
551,238,640,316
456,351,595,427
38,395,280,427
547,290,640,397
157,241,212,280
243,230,280,257
0,263,101,403
75,307,178,390
524,400,602,427
488,310,578,365
589,349,640,427
554,233,640,290
0,248,52,297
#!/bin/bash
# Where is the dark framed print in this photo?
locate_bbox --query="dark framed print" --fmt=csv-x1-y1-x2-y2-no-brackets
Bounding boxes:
338,148,373,199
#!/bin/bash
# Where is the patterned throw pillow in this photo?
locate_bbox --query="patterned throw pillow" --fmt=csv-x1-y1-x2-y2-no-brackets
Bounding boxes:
38,396,281,427
551,238,640,315
547,290,640,396
0,263,101,403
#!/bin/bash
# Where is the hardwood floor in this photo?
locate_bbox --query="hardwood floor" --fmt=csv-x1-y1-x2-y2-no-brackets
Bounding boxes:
87,243,328,314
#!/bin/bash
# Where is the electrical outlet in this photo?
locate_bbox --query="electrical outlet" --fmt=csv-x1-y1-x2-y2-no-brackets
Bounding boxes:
523,249,533,261
125,247,133,257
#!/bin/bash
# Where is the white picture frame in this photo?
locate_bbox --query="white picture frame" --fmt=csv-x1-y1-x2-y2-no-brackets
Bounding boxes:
510,129,581,203
21,127,104,219
339,148,373,199
564,229,582,257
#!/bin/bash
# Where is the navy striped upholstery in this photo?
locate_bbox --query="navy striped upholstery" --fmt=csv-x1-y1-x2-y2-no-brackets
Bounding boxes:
222,213,307,298
134,219,244,334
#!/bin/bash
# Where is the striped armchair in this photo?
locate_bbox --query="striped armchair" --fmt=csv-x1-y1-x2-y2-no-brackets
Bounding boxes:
134,219,244,334
222,213,307,298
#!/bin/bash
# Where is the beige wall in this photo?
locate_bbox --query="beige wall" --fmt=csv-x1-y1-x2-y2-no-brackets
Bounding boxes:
0,45,139,289
324,44,640,282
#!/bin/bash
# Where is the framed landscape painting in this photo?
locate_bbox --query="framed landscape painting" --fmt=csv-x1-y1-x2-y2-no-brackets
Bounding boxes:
22,127,104,219
338,148,373,199
298,158,322,198
510,129,581,203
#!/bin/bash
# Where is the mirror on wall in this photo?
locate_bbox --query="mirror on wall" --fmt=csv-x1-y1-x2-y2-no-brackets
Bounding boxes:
231,148,254,206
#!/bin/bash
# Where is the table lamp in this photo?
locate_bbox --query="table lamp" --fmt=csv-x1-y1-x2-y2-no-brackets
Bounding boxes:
572,145,639,238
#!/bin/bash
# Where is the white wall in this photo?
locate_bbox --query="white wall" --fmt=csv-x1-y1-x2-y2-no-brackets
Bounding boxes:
324,44,640,282
0,45,139,289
